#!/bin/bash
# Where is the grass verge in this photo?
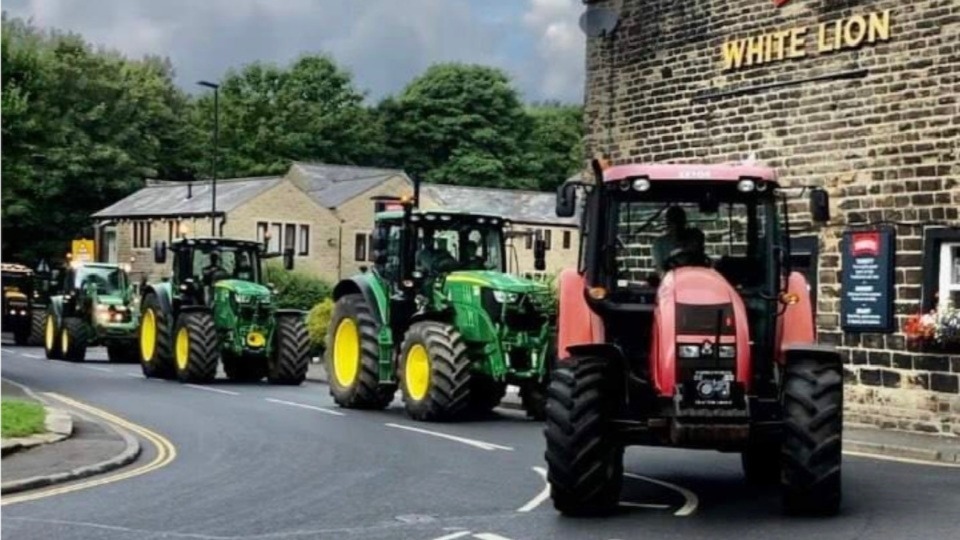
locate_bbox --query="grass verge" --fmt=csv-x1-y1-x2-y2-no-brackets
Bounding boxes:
1,399,46,438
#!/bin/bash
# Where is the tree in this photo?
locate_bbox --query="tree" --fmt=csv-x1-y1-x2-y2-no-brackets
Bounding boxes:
1,15,199,264
524,103,584,191
191,55,386,179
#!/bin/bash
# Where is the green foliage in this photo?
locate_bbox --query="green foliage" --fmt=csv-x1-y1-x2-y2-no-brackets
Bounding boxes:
1,399,46,438
265,264,332,310
524,103,585,191
306,298,335,354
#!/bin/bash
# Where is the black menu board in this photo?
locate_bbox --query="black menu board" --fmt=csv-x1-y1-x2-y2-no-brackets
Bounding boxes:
840,227,896,333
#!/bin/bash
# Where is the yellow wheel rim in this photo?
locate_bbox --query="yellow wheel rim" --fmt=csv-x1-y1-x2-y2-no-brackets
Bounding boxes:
61,328,70,355
140,309,157,362
45,316,55,351
404,344,430,401
175,327,190,371
332,319,360,387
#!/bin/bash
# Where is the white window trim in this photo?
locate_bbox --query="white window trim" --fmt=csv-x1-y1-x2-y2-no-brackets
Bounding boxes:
939,241,960,311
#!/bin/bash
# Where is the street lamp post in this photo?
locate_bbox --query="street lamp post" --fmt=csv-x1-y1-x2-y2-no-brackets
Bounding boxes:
198,80,220,236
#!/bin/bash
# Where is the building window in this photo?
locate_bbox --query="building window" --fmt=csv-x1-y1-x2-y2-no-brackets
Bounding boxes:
939,243,960,311
167,220,181,243
270,223,282,252
922,229,960,312
298,225,310,256
526,229,534,250
354,233,367,262
563,230,571,250
544,229,552,251
132,221,151,249
256,222,268,245
284,224,296,252
367,234,374,262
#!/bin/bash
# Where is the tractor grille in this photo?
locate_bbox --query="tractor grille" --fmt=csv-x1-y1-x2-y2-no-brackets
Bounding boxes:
480,289,548,332
676,303,735,336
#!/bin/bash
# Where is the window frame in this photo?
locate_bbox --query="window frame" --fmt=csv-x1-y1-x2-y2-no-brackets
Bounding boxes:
354,232,367,262
563,230,571,250
921,228,960,312
132,221,152,250
298,225,310,256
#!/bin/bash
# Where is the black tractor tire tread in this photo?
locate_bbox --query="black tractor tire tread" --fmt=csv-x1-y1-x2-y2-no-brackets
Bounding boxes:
140,295,175,379
268,316,310,385
326,294,394,409
28,309,46,346
400,321,472,422
520,381,548,420
544,358,623,516
175,312,219,384
781,358,843,516
61,317,89,362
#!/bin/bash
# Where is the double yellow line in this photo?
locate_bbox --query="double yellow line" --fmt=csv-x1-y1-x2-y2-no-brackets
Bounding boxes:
1,393,177,506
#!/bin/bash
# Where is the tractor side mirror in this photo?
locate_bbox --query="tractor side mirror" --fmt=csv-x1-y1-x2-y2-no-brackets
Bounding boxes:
153,241,167,264
282,248,295,271
809,188,830,223
556,183,577,218
534,239,547,271
371,228,389,266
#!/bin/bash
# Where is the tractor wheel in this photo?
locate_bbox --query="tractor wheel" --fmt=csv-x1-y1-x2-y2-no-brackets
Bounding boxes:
520,381,548,420
43,312,62,360
268,316,310,385
27,309,45,346
398,321,472,422
173,312,219,384
326,294,395,409
107,341,139,363
13,321,30,346
741,438,781,485
223,351,267,382
544,357,623,516
60,317,89,362
139,295,176,379
468,376,507,414
781,355,843,515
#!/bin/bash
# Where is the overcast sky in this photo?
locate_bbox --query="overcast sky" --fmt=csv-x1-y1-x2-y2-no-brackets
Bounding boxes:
5,0,586,104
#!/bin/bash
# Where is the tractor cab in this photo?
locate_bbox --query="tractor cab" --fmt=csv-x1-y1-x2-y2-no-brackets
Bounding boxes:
2,263,43,345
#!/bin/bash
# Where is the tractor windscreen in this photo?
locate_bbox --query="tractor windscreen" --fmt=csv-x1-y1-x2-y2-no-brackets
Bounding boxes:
605,184,777,295
75,266,126,295
413,217,505,274
190,246,262,284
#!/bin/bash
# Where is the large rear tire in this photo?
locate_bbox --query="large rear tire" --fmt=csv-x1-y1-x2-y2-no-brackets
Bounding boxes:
268,316,309,385
399,321,472,422
139,295,175,379
13,318,30,346
43,312,62,360
61,317,88,362
223,351,267,382
520,381,548,420
545,357,623,516
27,309,45,346
325,294,394,409
781,355,843,515
173,312,219,384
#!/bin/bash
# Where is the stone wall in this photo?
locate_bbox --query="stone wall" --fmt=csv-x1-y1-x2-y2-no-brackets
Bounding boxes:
584,0,960,434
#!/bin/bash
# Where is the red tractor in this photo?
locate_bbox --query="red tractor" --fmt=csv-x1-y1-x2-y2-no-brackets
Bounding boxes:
545,160,842,516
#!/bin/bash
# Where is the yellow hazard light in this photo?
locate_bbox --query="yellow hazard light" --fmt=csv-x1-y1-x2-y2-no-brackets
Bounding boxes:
588,286,608,300
247,331,266,348
780,292,800,305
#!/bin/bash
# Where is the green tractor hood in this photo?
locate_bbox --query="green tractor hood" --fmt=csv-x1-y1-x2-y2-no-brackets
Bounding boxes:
445,271,548,294
215,279,272,299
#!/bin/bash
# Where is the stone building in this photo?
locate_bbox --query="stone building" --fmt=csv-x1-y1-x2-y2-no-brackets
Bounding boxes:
581,0,959,434
92,163,576,284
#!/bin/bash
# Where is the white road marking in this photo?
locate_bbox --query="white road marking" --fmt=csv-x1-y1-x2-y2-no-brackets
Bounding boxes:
79,365,113,373
624,472,699,516
183,384,239,396
125,373,144,378
517,467,550,512
619,501,670,510
1,348,15,354
431,532,472,540
22,353,42,359
265,398,344,416
473,533,514,540
384,423,514,452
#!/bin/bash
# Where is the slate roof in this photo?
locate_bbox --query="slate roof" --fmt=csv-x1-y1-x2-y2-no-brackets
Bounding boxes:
92,177,283,219
289,162,411,209
420,183,577,226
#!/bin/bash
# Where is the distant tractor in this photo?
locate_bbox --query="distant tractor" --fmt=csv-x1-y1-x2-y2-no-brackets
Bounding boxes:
545,160,842,516
326,196,556,421
2,263,47,346
138,237,309,385
43,262,139,362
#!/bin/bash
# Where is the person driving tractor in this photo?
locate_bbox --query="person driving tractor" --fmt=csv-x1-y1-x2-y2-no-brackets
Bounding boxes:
202,252,229,285
653,206,706,272
416,234,458,276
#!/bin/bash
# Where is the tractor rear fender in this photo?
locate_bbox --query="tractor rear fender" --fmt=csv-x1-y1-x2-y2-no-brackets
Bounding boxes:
141,283,174,317
777,271,816,363
47,296,64,324
333,276,387,327
556,268,605,365
565,343,625,364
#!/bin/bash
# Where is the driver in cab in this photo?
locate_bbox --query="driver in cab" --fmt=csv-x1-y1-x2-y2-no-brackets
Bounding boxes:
652,206,706,273
202,252,230,285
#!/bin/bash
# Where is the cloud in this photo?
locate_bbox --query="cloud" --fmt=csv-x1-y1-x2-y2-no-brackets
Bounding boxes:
4,0,584,103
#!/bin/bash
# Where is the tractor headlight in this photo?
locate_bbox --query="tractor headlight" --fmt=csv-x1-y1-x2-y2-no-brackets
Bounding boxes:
234,294,252,304
492,290,519,303
678,344,700,358
718,345,736,358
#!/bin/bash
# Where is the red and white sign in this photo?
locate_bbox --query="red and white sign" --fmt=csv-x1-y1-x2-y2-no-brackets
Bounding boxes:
851,232,881,257
774,0,792,6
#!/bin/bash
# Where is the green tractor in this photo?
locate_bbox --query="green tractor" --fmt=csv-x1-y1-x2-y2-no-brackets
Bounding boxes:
326,196,555,421
2,263,48,346
43,262,140,362
137,237,309,385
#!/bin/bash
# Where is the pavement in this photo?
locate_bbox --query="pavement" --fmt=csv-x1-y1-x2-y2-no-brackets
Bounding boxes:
1,380,73,457
2,342,960,540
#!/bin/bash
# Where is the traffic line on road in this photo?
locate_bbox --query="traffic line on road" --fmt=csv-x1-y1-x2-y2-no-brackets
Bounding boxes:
78,365,113,373
517,467,549,512
431,532,472,540
624,472,699,516
472,533,514,540
264,398,345,416
1,392,177,506
843,449,960,468
620,501,671,510
384,423,514,451
21,353,42,359
183,384,239,396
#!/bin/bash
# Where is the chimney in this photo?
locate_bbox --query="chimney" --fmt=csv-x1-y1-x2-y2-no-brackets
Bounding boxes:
187,182,192,199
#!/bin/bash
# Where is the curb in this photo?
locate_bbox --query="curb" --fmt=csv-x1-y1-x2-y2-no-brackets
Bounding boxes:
0,406,73,457
843,439,960,465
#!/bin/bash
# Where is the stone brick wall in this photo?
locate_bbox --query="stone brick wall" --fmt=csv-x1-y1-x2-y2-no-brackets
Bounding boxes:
584,0,960,434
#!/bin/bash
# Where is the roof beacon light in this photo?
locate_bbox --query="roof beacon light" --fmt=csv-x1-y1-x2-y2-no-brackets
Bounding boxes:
632,178,651,192
619,180,631,191
737,179,756,193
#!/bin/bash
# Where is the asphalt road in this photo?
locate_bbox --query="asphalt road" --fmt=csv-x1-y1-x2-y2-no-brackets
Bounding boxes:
2,343,959,540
